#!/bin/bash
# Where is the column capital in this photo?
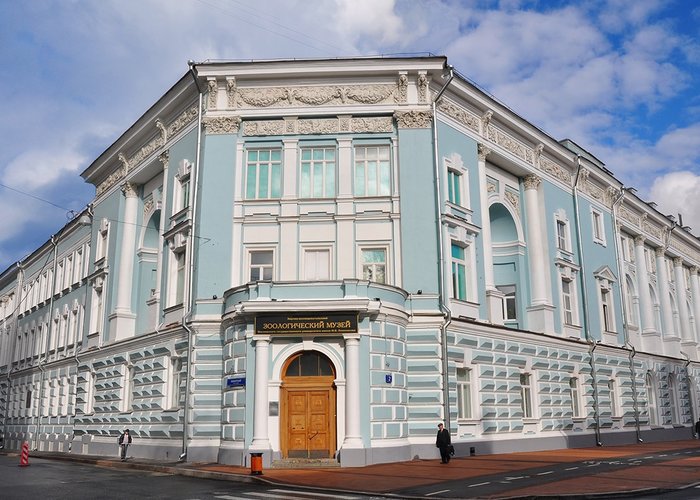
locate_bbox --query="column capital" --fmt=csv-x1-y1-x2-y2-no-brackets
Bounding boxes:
690,266,699,276
121,181,138,198
158,150,170,167
673,256,684,267
477,143,492,161
523,174,541,190
634,235,645,246
654,247,665,257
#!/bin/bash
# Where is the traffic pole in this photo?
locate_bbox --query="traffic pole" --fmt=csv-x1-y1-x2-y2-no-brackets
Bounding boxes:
19,441,30,467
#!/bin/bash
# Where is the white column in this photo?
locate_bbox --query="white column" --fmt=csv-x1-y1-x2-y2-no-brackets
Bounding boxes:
153,152,169,306
478,144,503,324
251,336,270,450
690,267,700,343
110,181,138,341
524,175,547,304
634,236,656,335
342,335,362,448
655,248,675,338
523,175,554,332
674,258,692,343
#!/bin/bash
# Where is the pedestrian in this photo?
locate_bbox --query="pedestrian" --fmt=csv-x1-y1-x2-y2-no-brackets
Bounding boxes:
118,429,132,461
695,418,700,438
436,423,451,464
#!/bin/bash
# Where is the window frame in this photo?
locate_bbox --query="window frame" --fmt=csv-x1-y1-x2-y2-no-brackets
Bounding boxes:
451,242,468,301
302,247,332,281
361,247,388,284
456,366,474,420
591,207,606,246
569,376,582,418
299,146,336,199
496,284,517,322
248,248,275,282
353,144,392,197
245,148,283,200
520,372,534,419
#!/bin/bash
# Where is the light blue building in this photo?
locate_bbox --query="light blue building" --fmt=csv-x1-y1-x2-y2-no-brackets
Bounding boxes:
2,56,700,466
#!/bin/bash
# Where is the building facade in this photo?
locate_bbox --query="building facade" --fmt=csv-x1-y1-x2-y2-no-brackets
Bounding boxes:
2,56,700,467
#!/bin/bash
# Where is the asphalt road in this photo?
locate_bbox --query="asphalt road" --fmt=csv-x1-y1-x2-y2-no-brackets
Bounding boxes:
0,455,386,500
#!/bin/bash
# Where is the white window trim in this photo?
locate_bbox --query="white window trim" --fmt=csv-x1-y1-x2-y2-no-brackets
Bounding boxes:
247,247,276,282
174,160,192,215
358,245,389,285
591,206,607,246
450,241,470,302
557,263,581,331
608,378,621,419
554,210,572,254
594,267,617,334
519,371,537,420
569,376,583,419
455,364,478,422
299,146,337,199
646,371,659,427
302,246,333,281
444,153,470,209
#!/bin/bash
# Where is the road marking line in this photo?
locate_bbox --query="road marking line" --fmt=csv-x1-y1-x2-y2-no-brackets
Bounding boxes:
214,496,240,500
270,490,358,499
537,471,553,476
506,476,526,480
245,493,329,500
469,482,491,487
425,489,450,496
565,467,578,471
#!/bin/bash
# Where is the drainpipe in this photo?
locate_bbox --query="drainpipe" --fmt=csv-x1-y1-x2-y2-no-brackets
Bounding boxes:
611,188,643,442
432,63,454,430
179,61,204,461
572,156,602,446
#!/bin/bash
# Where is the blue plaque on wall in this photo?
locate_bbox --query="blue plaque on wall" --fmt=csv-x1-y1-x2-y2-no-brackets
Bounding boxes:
385,374,392,384
226,376,246,388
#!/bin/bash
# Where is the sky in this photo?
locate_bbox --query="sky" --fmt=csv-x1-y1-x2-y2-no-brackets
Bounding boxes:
1,0,699,272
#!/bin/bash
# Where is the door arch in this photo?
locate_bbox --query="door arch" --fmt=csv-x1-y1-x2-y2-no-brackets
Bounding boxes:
281,351,336,459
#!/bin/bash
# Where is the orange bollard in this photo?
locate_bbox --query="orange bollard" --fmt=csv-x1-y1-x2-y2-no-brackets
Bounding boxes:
19,441,30,467
250,452,263,475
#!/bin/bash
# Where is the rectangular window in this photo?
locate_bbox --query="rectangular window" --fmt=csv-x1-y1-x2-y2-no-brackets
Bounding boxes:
181,177,190,210
451,244,467,301
556,220,568,251
601,288,613,331
300,147,336,198
25,390,32,409
562,279,574,325
362,249,386,284
304,249,330,280
497,285,517,321
570,377,580,417
354,145,391,196
592,210,605,244
608,379,618,417
168,357,183,409
246,149,282,199
175,251,186,305
520,373,533,418
447,169,461,205
250,250,273,281
456,367,472,419
620,235,630,261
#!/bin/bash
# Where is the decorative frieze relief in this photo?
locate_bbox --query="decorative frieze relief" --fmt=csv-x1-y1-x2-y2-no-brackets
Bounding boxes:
642,220,663,241
436,100,480,132
397,74,408,103
670,237,700,265
203,116,241,134
97,104,199,196
226,77,236,108
523,174,541,190
418,72,428,103
394,110,432,129
242,116,393,136
539,155,571,185
477,143,492,161
230,83,401,109
619,207,641,227
486,124,533,165
207,79,218,110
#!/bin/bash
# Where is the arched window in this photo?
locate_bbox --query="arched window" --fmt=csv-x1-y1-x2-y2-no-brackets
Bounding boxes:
284,351,334,377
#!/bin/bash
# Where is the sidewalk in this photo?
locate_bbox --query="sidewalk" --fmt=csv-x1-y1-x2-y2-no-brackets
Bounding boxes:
9,439,700,499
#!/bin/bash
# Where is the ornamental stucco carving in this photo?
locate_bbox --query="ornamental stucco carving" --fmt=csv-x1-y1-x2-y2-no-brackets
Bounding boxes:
673,257,684,267
207,79,218,109
504,189,520,215
634,235,645,246
203,116,241,134
242,116,393,136
396,73,408,103
642,221,663,241
226,77,236,108
232,83,400,109
168,105,199,137
477,143,492,161
539,155,571,184
436,100,480,132
619,207,641,226
155,119,167,143
487,125,534,165
655,247,665,257
394,110,432,129
121,181,138,198
523,174,541,190
158,151,169,167
418,73,428,103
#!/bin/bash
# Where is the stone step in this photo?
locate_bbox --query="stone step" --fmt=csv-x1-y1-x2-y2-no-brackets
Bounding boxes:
271,458,340,468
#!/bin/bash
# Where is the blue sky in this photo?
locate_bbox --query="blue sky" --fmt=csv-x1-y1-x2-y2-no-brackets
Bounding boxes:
1,0,699,272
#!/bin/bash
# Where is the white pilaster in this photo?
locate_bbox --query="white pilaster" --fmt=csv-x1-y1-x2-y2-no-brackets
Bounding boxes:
110,182,138,341
251,336,271,450
342,335,362,448
523,175,554,332
655,249,675,338
690,267,700,357
674,258,693,347
634,236,656,335
478,144,503,324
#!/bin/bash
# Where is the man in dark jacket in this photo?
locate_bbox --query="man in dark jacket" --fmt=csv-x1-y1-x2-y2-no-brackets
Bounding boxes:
436,423,451,463
118,429,132,461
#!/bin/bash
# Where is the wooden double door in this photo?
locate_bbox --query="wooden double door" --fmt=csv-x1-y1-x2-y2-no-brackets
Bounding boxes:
281,352,336,459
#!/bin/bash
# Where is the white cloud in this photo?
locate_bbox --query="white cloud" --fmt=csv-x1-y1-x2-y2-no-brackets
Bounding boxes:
649,171,700,231
333,0,405,48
